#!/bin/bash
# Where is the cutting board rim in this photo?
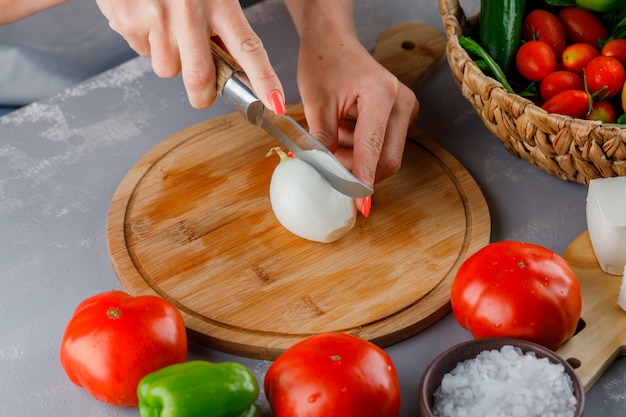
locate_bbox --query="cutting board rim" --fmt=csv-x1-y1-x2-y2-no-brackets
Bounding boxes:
106,106,490,359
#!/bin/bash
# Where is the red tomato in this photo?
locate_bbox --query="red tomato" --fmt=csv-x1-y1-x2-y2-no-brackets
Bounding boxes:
586,99,617,123
585,55,626,98
516,40,557,82
264,332,400,417
562,43,601,74
522,9,567,57
540,70,584,101
60,291,187,406
558,7,609,48
602,38,626,65
542,89,591,118
451,241,582,351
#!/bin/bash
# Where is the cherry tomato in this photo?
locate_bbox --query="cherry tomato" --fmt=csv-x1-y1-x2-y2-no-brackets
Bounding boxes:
540,70,584,101
542,89,591,118
586,99,617,123
558,7,609,48
264,332,400,417
451,241,582,351
562,42,601,74
522,9,567,57
60,291,188,406
516,40,557,82
602,38,626,65
585,56,626,98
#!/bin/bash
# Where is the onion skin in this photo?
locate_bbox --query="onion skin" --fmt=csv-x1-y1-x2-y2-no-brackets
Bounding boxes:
269,150,357,243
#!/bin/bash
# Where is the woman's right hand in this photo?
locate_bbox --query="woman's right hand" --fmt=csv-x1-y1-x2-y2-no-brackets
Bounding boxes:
95,0,286,113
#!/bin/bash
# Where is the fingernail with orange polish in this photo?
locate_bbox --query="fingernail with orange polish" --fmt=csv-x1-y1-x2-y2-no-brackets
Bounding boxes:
356,196,372,218
269,90,286,115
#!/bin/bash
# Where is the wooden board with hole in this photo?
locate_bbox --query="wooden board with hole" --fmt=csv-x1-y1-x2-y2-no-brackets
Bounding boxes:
106,104,490,360
557,231,626,391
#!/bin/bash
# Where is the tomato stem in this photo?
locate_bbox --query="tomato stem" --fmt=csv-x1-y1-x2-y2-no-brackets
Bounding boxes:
107,307,122,320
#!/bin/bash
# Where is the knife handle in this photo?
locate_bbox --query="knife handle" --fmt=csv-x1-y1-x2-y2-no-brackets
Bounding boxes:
210,39,242,95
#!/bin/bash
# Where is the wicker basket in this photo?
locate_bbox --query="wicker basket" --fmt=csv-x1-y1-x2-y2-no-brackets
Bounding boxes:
438,0,626,184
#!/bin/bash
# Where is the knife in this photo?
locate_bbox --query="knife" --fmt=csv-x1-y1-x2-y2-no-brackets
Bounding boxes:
211,40,374,199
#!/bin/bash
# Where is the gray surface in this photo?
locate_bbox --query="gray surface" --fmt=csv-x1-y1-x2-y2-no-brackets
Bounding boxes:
1,0,624,415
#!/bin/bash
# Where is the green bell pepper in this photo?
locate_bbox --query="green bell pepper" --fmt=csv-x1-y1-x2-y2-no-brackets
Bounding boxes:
137,360,261,417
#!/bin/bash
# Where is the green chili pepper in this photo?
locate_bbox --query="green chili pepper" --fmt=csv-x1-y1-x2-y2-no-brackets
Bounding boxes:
137,360,261,417
459,36,515,94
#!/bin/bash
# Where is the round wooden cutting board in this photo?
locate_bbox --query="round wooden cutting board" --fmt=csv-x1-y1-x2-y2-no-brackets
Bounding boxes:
107,105,490,359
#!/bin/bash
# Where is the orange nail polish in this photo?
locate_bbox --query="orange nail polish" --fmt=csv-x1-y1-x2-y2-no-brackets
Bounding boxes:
269,90,286,115
356,196,372,218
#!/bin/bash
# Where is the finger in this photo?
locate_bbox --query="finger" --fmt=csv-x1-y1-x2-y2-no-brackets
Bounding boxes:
175,7,216,108
350,88,396,187
374,86,418,181
101,1,152,57
298,82,342,152
212,7,285,114
149,24,182,78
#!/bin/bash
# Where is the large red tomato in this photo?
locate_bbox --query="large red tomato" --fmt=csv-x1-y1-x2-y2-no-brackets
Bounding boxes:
451,241,582,351
264,332,400,417
60,291,188,406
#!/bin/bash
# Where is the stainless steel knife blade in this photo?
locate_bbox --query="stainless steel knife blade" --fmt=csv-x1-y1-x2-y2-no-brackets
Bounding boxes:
211,40,373,198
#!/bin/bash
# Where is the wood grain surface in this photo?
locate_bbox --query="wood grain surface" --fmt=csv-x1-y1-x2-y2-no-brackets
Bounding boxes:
106,23,490,359
558,231,626,391
106,107,490,359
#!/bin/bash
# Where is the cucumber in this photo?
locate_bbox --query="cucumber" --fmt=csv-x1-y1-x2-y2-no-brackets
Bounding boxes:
478,0,527,76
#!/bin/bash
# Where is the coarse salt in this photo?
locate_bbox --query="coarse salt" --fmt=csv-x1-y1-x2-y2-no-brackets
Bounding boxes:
432,345,577,417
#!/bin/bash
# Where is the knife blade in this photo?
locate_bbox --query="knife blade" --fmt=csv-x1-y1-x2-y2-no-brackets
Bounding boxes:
211,40,374,199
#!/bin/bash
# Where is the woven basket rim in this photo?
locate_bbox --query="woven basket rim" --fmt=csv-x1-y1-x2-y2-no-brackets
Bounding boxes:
438,0,626,184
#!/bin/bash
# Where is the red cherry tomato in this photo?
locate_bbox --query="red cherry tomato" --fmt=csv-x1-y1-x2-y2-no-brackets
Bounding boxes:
522,9,567,57
558,7,609,48
540,70,584,101
586,99,617,123
585,55,626,98
451,241,582,351
516,40,557,82
542,89,591,118
60,291,188,406
562,43,601,74
264,332,401,417
602,38,626,66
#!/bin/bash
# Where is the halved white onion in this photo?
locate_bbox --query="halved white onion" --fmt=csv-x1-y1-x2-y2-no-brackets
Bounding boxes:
268,149,356,243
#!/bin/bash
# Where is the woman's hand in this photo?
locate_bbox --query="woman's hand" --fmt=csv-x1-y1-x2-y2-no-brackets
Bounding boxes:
95,0,286,113
285,0,418,189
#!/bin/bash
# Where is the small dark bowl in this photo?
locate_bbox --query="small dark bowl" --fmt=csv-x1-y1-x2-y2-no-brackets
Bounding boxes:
418,337,585,417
